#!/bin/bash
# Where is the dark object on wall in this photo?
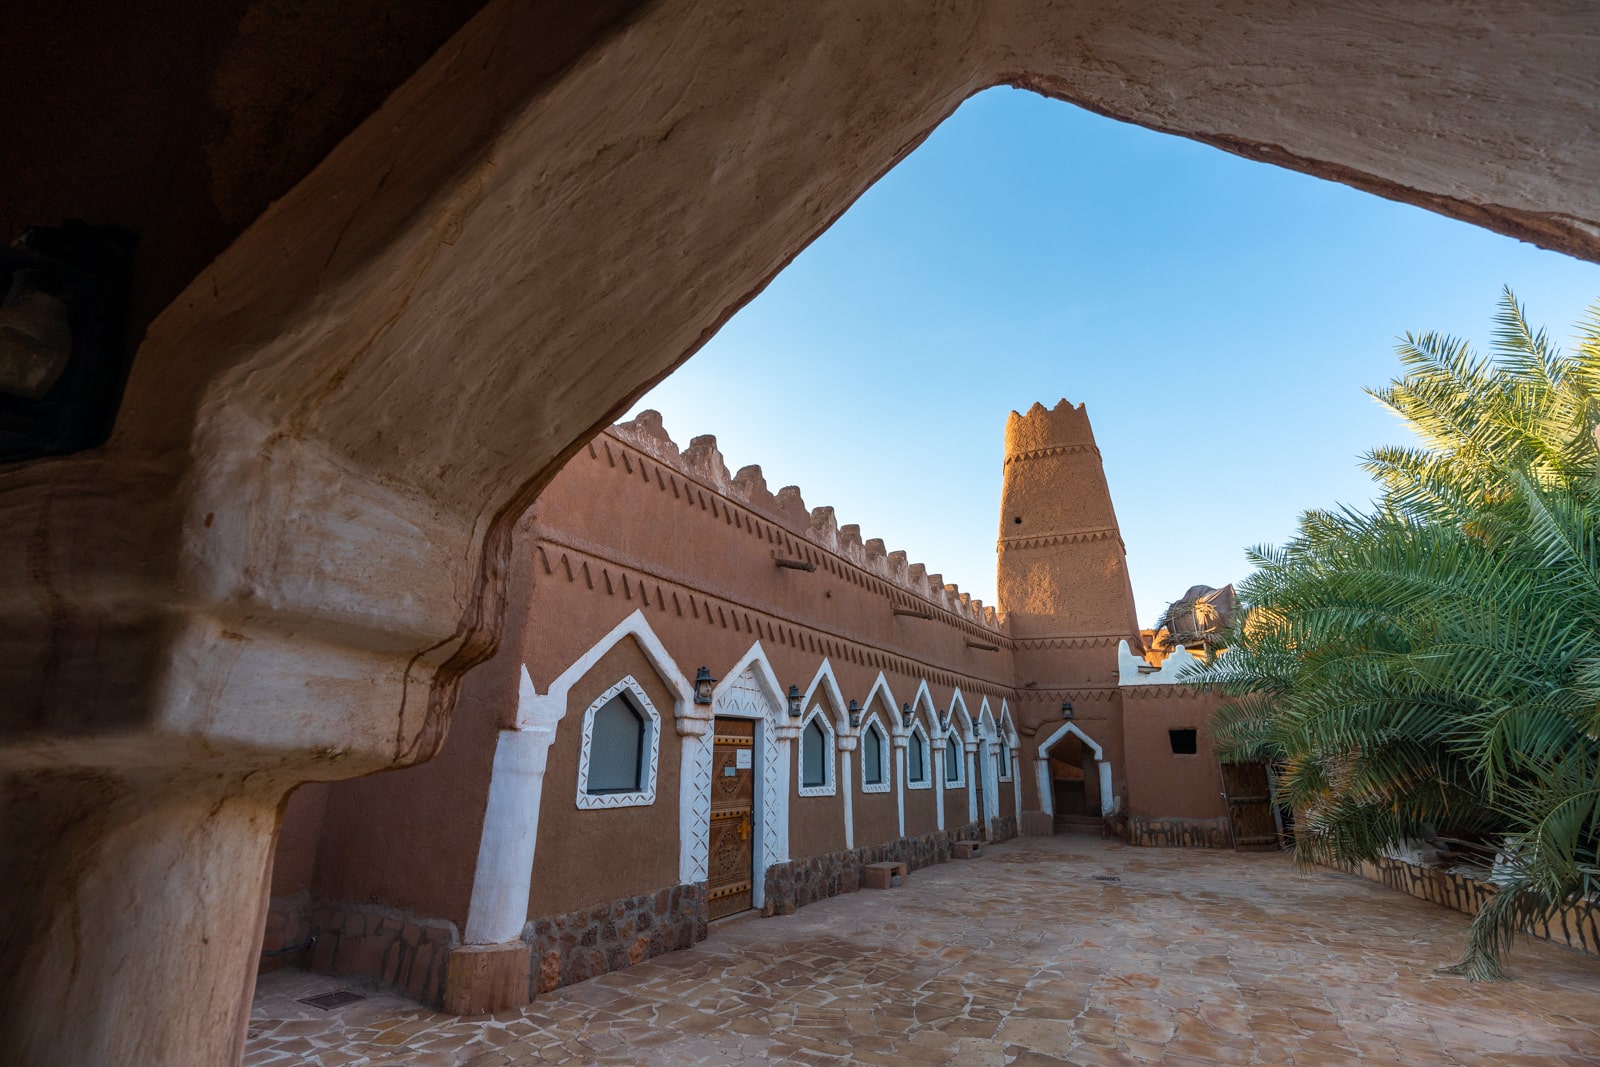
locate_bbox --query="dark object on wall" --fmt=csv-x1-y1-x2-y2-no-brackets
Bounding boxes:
1169,728,1198,755
0,221,137,463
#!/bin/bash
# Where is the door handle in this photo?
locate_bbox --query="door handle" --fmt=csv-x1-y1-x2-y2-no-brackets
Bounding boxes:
738,814,752,841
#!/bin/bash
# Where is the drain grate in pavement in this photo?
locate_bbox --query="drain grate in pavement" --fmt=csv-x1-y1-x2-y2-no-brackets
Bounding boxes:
298,990,366,1011
1091,875,1122,884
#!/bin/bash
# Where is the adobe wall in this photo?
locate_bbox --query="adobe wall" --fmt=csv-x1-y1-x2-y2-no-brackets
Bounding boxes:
265,405,1226,1007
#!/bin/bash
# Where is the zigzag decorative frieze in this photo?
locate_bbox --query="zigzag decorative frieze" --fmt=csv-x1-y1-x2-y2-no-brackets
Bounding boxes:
1010,634,1126,651
1121,684,1214,699
1002,443,1100,465
998,527,1120,551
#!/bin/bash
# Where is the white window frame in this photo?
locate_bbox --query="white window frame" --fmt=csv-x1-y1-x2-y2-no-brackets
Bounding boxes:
797,706,837,797
860,715,891,793
998,740,1015,783
575,675,661,809
905,722,932,790
943,728,966,788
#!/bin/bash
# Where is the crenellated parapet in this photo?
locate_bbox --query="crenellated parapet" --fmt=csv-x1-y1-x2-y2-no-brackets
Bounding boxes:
611,410,1003,631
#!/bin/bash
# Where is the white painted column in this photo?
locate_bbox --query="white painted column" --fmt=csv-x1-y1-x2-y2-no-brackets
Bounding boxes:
464,726,558,945
932,736,947,831
1036,756,1054,818
1097,759,1115,816
677,719,714,885
892,736,908,837
965,741,979,824
837,735,857,848
774,720,801,863
1011,745,1023,821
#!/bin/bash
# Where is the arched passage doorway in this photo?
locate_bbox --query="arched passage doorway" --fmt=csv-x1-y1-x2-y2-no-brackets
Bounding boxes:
1035,721,1114,818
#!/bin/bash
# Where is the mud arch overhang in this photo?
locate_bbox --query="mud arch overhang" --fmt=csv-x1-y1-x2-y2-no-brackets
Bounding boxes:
2,3,1598,1064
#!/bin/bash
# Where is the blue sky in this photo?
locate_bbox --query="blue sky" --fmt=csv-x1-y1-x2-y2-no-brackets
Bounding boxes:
630,87,1600,626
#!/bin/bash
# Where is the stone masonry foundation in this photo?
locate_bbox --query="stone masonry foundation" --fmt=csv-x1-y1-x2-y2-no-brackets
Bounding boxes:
306,900,460,1008
522,883,709,997
762,823,983,916
1126,815,1232,849
1342,857,1600,960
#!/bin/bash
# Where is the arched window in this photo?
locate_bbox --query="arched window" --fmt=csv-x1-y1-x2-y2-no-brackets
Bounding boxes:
587,694,645,793
798,709,835,796
944,730,965,787
861,719,889,791
998,739,1012,781
576,676,662,809
907,724,930,787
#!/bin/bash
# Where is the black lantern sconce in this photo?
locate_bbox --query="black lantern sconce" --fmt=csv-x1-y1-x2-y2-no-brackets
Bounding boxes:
1061,701,1075,721
693,667,716,705
847,700,861,729
787,685,803,718
900,702,915,729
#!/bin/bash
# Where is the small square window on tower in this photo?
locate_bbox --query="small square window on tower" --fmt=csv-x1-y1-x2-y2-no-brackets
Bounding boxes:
1169,728,1198,755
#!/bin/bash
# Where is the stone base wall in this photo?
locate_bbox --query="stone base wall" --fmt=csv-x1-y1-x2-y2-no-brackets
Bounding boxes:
522,883,708,996
989,814,1018,845
306,900,460,1007
1344,857,1600,959
762,822,983,916
258,891,315,975
1019,810,1054,836
1127,815,1231,849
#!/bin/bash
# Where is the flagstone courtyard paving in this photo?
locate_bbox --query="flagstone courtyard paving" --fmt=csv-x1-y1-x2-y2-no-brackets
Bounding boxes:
247,836,1600,1066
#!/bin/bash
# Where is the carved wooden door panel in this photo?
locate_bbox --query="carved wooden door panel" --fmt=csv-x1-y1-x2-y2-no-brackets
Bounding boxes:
1220,761,1280,850
708,717,755,919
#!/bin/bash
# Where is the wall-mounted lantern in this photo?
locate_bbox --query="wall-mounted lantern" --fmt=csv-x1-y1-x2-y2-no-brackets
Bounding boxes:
900,702,915,729
1061,701,1075,721
847,700,861,729
787,685,802,718
693,667,716,705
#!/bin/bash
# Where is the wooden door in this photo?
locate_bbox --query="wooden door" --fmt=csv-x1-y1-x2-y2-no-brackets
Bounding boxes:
707,717,755,920
1220,761,1280,850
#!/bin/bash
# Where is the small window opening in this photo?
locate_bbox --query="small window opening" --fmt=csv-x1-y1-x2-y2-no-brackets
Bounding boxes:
909,728,926,783
864,724,885,785
999,742,1010,777
587,694,647,793
802,717,827,788
945,734,962,783
1013,516,1023,524
1169,728,1198,755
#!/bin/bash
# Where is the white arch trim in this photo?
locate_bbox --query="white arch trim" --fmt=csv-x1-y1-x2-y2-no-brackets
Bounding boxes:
802,658,850,733
797,707,837,798
1036,720,1115,817
947,689,976,740
466,610,688,945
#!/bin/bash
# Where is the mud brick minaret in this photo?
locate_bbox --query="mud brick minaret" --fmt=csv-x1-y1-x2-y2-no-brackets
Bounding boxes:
996,399,1142,697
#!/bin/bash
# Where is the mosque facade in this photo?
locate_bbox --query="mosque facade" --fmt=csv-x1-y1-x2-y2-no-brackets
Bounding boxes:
263,399,1243,1013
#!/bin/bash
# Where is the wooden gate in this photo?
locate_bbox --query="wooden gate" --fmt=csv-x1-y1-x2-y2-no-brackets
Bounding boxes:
1220,761,1281,850
707,717,755,919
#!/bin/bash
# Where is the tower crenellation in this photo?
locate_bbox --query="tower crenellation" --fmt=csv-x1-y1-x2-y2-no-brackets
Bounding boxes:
996,398,1141,687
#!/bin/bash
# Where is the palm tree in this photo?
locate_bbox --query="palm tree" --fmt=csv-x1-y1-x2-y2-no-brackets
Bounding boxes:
1201,290,1600,979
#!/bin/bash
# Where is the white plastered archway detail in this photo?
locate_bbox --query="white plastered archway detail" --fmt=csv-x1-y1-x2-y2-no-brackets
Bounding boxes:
464,609,691,946
862,672,905,835
945,690,977,824
680,641,790,907
802,658,856,846
975,697,1002,834
1036,719,1115,817
998,700,1023,828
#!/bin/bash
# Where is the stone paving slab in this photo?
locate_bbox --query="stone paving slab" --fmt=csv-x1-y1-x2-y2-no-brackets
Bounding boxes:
248,836,1600,1065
